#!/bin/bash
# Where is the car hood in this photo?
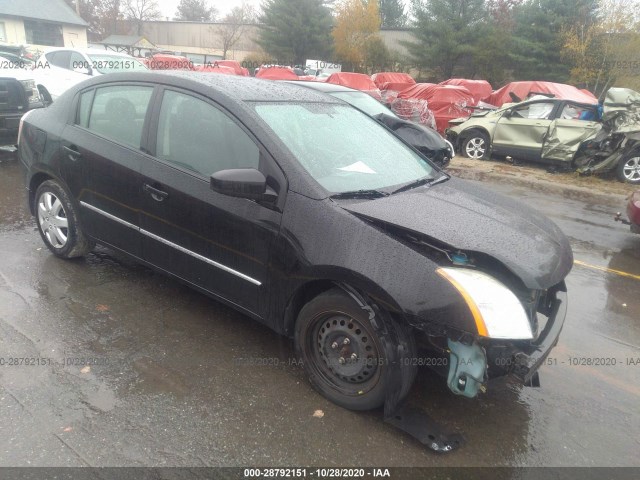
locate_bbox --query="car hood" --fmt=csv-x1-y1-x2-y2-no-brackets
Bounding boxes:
374,113,447,150
0,68,36,81
339,177,573,290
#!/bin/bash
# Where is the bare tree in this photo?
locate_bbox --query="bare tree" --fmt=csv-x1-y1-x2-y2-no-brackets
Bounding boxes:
219,2,257,59
122,0,161,35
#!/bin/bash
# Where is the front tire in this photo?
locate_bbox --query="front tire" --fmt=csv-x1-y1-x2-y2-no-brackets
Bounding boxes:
463,131,490,160
617,153,640,184
295,288,417,411
35,180,93,258
38,85,53,106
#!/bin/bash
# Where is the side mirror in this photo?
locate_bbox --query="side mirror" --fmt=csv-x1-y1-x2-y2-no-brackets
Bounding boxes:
210,168,277,202
503,109,513,118
73,66,92,76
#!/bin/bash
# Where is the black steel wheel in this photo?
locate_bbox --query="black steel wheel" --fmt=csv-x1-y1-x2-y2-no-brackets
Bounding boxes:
35,180,93,258
295,288,416,411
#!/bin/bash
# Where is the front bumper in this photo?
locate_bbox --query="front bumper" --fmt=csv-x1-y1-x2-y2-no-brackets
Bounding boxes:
511,289,567,383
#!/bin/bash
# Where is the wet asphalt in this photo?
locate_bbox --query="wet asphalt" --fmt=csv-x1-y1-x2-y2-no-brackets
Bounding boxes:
0,151,638,467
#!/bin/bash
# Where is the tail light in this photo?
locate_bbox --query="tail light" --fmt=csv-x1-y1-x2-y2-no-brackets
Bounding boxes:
17,109,35,146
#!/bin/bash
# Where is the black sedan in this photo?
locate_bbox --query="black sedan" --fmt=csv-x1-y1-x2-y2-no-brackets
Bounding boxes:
287,80,454,168
18,72,571,415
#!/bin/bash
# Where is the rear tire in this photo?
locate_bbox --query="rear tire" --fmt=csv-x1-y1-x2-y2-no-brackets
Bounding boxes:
35,180,93,258
295,288,417,411
463,131,490,160
617,153,640,184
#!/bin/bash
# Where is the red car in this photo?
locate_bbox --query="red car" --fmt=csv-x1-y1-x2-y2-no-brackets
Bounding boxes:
615,190,640,233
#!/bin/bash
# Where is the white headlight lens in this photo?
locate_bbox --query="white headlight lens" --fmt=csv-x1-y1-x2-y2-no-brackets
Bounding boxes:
437,267,533,340
445,139,455,157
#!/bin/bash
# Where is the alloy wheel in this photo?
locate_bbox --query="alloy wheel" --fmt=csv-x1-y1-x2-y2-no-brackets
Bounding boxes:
622,156,640,182
37,191,69,249
465,137,486,159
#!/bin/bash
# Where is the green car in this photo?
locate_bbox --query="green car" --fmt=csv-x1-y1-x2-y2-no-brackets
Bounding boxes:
446,96,601,163
446,89,640,184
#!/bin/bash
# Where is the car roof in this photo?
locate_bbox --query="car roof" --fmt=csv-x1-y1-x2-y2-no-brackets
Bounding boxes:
42,47,137,57
73,71,345,104
505,96,597,110
285,80,360,94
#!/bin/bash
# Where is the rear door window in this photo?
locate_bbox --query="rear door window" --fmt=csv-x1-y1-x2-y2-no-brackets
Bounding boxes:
45,50,71,69
86,85,153,148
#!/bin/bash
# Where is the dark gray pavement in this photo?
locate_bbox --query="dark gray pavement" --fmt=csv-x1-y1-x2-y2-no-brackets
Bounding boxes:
1,152,638,467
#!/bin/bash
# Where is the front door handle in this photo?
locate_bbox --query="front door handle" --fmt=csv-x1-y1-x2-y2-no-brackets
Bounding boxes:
143,183,169,202
63,145,82,160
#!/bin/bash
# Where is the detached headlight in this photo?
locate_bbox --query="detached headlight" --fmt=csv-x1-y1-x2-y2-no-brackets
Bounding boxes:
19,79,41,104
445,139,455,158
437,267,533,340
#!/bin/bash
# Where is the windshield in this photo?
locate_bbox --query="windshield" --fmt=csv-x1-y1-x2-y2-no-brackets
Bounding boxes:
254,103,434,193
87,54,147,74
329,91,397,118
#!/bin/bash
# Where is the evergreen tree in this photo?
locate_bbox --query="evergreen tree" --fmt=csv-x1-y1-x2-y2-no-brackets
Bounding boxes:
509,0,598,82
405,0,490,79
258,0,334,65
175,0,218,22
379,0,406,28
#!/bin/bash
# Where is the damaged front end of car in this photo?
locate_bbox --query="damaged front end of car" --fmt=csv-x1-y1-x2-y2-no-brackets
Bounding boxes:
575,88,640,183
339,178,572,400
397,232,568,399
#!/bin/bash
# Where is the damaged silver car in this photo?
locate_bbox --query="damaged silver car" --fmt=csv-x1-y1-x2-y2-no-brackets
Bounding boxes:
574,88,640,184
447,88,640,184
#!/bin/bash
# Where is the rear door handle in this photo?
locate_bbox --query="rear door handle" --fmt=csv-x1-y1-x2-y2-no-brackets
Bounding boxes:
63,145,82,160
143,183,169,202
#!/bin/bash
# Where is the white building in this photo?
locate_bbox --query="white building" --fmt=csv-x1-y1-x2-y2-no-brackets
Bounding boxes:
0,0,88,49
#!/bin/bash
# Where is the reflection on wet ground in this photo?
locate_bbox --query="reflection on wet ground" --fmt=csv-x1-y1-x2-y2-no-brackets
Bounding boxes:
0,155,638,466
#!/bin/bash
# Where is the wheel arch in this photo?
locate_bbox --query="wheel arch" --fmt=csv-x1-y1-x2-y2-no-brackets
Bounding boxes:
460,126,492,144
280,275,404,337
28,172,55,215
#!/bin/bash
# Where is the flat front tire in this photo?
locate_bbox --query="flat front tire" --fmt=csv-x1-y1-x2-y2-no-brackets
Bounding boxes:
295,288,417,411
35,180,93,258
463,132,490,160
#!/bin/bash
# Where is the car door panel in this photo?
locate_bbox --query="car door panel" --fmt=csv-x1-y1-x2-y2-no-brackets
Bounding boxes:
63,126,146,257
492,101,558,160
139,88,284,317
541,119,601,163
59,84,155,258
492,117,552,160
139,161,281,315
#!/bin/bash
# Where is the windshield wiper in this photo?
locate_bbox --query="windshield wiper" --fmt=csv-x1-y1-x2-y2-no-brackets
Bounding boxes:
391,173,450,195
330,189,390,200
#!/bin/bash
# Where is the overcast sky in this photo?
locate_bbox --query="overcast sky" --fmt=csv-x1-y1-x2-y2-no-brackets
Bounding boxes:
155,0,262,20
